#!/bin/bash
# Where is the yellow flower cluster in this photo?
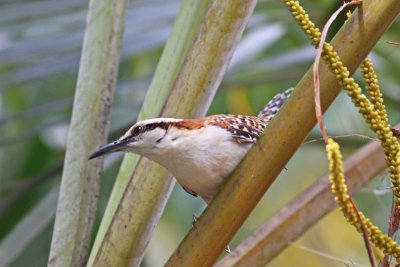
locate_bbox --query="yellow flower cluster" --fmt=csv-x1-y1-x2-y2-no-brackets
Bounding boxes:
327,139,400,261
283,0,400,261
283,0,400,203
282,0,321,47
361,59,388,123
360,60,400,206
356,60,400,200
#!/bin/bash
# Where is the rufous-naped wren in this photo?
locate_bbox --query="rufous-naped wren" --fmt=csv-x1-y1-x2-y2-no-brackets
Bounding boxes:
89,88,293,204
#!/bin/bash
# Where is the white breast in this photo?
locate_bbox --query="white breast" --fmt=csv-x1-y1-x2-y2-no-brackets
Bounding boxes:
147,125,252,203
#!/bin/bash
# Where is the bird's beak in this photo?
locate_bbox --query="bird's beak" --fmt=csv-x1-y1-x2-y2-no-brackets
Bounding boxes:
88,139,128,160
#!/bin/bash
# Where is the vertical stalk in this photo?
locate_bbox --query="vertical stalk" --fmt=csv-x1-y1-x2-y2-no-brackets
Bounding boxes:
48,0,127,265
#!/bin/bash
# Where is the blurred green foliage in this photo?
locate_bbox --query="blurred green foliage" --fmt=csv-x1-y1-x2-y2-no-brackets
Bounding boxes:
0,0,399,266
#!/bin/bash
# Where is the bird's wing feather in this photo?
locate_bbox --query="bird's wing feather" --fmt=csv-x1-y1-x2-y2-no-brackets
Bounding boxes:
205,115,267,144
202,88,292,144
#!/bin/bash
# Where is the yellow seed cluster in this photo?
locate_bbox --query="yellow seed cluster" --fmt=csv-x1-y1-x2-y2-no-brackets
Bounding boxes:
359,60,400,205
327,139,400,261
357,62,400,201
282,0,321,46
361,59,388,124
283,0,400,262
283,0,400,202
327,140,352,221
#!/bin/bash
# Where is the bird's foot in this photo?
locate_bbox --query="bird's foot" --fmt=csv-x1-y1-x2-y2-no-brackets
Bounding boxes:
191,212,231,254
192,212,199,228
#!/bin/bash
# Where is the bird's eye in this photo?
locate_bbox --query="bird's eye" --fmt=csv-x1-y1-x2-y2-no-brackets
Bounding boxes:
134,126,142,136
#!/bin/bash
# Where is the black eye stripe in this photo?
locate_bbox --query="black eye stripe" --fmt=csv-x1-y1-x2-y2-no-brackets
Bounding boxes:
143,122,169,132
127,122,170,139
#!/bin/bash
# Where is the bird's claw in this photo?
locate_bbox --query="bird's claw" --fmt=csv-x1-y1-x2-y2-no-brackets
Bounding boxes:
191,212,231,254
192,212,199,228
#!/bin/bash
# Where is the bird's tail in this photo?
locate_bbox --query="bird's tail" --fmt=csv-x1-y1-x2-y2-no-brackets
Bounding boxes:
257,88,293,121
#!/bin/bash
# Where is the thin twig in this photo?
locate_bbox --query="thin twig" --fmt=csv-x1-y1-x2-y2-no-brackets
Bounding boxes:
386,41,400,46
349,197,377,267
303,134,377,145
289,242,367,267
382,194,400,266
313,0,362,144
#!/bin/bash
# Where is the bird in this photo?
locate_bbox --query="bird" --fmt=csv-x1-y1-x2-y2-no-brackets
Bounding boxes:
89,88,293,204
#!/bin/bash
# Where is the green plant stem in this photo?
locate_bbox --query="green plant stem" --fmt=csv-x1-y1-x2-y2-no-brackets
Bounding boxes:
48,0,128,265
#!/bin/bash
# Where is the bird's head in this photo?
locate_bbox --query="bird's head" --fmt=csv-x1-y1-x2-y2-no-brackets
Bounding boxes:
88,118,182,160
